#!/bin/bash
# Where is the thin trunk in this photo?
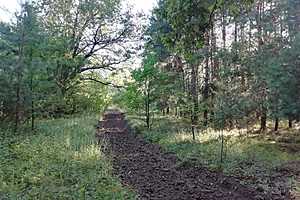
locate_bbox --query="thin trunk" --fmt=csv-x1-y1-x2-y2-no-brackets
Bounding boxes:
210,14,217,120
241,17,246,90
257,0,267,132
30,73,34,130
222,3,226,49
15,77,21,132
260,107,267,131
28,48,35,130
210,14,218,81
191,62,198,135
274,118,279,131
233,18,239,69
192,125,195,141
288,118,293,128
234,20,238,44
14,19,25,132
203,32,210,127
220,130,224,168
145,80,150,130
248,15,252,52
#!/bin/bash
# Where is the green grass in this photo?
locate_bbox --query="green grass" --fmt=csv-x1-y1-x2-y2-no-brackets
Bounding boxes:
136,116,300,195
0,115,135,200
135,116,300,174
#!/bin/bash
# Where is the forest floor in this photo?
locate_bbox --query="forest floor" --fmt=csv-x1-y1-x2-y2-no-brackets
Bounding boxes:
97,114,298,200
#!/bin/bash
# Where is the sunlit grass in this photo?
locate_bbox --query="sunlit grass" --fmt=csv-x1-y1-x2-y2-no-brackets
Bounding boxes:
137,117,300,173
0,115,135,200
126,115,300,196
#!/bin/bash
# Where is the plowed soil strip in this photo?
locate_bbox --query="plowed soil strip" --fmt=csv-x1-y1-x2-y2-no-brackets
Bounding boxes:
98,131,270,200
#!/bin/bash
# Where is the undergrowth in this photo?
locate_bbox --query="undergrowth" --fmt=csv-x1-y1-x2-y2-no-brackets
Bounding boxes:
0,115,135,200
132,116,300,174
130,116,300,196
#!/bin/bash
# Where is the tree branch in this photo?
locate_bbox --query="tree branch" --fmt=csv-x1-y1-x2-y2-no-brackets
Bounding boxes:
204,0,220,29
80,56,130,73
80,77,124,88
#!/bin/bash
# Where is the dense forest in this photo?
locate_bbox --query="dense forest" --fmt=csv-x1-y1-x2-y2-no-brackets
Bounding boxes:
118,0,300,132
0,0,300,199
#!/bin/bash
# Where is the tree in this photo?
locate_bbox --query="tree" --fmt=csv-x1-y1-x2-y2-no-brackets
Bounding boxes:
152,0,214,133
132,53,165,129
38,0,140,94
0,2,48,130
0,0,131,129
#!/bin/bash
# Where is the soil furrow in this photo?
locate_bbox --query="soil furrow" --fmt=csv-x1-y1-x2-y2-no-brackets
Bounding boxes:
96,110,271,200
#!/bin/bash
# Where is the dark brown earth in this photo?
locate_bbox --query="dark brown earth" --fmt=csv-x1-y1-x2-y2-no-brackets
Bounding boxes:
96,110,292,200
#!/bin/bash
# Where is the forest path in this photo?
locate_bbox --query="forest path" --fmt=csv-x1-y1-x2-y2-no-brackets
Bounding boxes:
96,110,275,200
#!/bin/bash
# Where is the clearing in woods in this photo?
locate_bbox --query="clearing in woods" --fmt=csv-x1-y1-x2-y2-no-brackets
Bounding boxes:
96,110,290,200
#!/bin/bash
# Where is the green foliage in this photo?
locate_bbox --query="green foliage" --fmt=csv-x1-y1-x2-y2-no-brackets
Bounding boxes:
115,85,143,112
206,0,300,130
0,0,138,127
277,33,300,120
0,2,55,122
0,115,135,199
68,79,112,113
154,0,211,55
116,52,167,111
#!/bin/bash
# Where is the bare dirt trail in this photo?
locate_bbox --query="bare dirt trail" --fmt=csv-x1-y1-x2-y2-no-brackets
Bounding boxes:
96,110,289,200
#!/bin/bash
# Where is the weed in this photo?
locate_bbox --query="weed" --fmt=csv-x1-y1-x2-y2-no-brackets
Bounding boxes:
0,115,135,200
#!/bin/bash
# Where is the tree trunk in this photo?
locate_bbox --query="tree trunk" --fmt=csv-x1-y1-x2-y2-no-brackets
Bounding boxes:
274,118,279,131
192,125,195,141
260,107,267,131
210,14,218,121
257,0,267,132
15,78,21,132
222,3,226,49
191,63,198,133
288,118,293,128
211,14,218,81
203,32,210,127
14,22,25,132
219,130,225,169
145,80,150,130
30,73,35,130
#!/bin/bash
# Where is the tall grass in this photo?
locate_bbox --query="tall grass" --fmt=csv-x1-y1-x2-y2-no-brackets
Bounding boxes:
0,115,135,200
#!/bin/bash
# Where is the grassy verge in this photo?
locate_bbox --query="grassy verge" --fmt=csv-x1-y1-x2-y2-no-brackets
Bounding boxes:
131,116,300,195
0,115,135,200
